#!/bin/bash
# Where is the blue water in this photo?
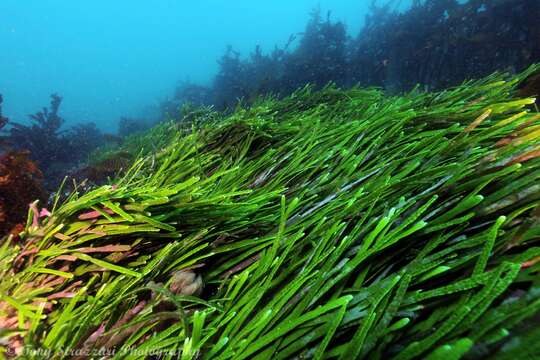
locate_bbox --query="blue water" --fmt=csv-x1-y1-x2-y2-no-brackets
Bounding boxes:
0,0,378,133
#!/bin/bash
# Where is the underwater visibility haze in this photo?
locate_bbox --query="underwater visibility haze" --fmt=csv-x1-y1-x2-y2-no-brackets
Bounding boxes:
0,0,369,132
1,0,540,359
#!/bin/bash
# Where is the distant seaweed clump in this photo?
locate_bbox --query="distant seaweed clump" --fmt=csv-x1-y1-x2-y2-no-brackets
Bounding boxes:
117,117,154,138
1,66,539,359
161,0,540,115
1,94,114,191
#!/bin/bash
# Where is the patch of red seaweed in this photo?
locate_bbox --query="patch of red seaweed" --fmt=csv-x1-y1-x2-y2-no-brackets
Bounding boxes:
0,151,46,237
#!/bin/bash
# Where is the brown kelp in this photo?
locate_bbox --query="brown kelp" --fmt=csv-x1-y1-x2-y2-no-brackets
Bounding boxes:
1,67,540,359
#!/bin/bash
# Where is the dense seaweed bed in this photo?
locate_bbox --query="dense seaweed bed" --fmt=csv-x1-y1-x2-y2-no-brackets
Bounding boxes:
1,67,540,359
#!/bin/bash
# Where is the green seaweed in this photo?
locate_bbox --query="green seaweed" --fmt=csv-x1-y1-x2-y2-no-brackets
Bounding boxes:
1,66,540,359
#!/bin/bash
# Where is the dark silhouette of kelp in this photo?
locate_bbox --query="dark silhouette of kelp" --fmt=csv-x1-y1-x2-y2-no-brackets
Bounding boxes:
6,94,72,173
1,95,111,190
351,0,540,90
162,0,540,114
